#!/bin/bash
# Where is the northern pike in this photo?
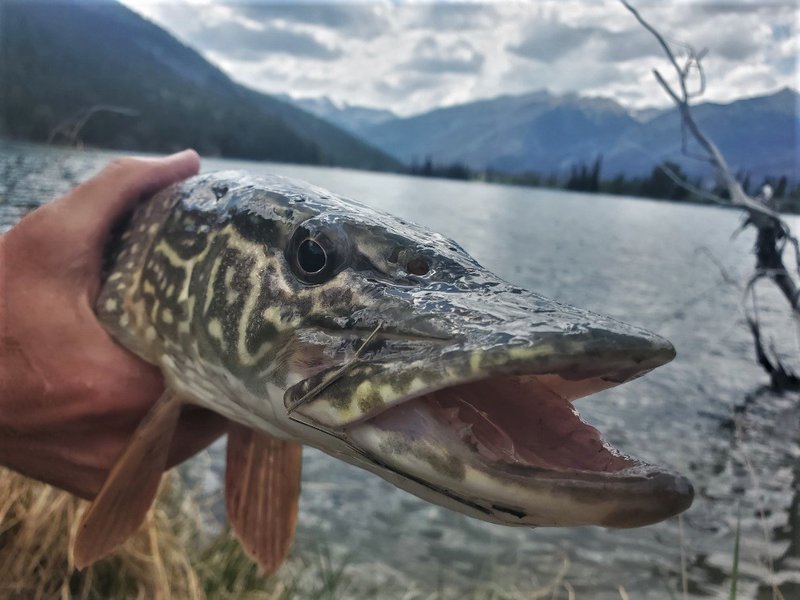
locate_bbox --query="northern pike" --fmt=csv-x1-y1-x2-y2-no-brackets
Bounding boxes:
74,171,693,571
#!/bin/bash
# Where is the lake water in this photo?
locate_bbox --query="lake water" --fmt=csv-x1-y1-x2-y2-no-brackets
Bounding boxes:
2,142,799,599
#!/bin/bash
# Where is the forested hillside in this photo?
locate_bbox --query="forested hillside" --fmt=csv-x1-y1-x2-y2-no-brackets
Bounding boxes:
0,0,400,170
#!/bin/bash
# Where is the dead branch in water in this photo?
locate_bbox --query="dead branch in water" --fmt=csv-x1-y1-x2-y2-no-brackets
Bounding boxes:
47,105,139,148
621,0,800,390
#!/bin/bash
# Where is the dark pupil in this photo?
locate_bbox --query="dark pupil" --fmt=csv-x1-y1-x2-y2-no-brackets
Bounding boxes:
407,256,429,276
298,239,326,273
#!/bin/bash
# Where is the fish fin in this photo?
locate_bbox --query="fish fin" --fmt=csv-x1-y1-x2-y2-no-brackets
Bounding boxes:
72,390,183,569
225,423,302,575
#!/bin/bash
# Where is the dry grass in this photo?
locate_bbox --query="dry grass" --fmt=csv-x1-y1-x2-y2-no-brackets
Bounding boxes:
0,467,203,600
0,467,374,600
0,464,693,600
0,464,695,600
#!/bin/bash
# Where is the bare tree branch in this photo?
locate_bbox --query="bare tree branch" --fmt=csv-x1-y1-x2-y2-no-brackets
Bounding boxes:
621,0,800,388
656,163,727,205
48,105,139,147
622,1,785,222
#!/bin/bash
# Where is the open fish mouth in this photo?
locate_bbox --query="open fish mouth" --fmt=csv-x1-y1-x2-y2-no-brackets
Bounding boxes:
286,324,693,528
352,373,692,528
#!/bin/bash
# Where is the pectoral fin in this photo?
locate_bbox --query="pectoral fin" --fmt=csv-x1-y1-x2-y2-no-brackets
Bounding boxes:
225,423,302,574
72,390,183,569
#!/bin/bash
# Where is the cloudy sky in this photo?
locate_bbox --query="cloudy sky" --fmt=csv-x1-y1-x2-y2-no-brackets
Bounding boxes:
120,0,798,116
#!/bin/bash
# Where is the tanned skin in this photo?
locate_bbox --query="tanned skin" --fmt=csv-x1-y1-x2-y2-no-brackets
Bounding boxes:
0,150,226,499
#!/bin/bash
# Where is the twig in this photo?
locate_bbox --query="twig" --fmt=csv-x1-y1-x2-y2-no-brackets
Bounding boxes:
621,0,800,386
695,247,739,287
286,322,383,414
620,1,783,221
657,163,727,205
47,105,139,147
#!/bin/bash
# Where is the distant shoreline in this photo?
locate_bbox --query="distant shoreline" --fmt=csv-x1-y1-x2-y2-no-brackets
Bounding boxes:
404,157,800,215
4,137,798,216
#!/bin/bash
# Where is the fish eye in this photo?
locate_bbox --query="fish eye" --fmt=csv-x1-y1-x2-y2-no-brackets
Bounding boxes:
298,239,327,274
287,222,349,285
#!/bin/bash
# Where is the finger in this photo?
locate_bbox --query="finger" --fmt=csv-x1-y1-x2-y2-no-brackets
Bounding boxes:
56,149,200,249
166,407,229,469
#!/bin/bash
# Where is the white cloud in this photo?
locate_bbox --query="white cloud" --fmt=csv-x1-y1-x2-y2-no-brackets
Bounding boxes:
120,0,798,115
406,37,484,73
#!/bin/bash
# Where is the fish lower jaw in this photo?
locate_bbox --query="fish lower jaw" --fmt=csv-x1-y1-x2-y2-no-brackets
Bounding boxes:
343,374,693,528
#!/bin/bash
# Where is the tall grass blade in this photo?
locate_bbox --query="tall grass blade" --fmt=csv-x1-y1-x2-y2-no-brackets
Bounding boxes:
729,507,741,600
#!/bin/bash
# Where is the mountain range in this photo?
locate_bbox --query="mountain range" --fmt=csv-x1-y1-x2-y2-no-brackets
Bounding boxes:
0,0,400,170
293,88,799,181
281,96,397,137
1,0,795,183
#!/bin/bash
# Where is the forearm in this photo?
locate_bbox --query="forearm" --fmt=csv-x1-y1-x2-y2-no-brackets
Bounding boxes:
0,232,20,469
0,233,9,402
0,231,43,402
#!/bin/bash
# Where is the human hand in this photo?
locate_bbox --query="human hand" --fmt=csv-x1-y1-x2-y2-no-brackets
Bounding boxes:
0,151,227,499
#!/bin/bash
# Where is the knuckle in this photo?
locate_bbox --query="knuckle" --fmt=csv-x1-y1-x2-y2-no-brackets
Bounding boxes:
106,157,142,174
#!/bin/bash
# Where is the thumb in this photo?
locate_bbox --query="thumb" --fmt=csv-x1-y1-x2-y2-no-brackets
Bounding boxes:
56,149,200,251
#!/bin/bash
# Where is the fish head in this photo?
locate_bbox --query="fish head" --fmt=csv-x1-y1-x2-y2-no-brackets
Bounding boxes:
146,172,693,529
